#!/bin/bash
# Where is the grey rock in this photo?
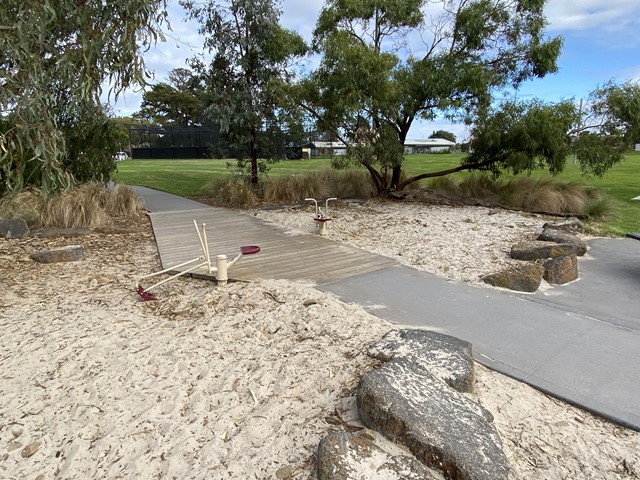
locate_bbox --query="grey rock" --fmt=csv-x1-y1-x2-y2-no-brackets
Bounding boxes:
94,226,138,234
510,240,578,261
275,465,296,479
32,227,91,238
543,217,585,234
0,219,30,239
537,228,587,256
342,198,367,205
388,191,409,200
317,430,441,480
31,245,85,264
544,255,579,285
358,358,508,480
368,329,475,393
482,263,545,292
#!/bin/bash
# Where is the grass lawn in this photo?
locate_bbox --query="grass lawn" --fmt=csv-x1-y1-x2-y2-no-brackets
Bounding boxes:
113,157,336,197
114,152,640,236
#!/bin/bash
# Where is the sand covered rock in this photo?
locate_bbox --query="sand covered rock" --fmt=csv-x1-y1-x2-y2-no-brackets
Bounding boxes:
357,330,507,480
317,430,442,480
358,357,508,480
368,329,475,393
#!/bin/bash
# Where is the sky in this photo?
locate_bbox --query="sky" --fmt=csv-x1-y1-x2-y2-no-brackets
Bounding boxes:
109,0,640,142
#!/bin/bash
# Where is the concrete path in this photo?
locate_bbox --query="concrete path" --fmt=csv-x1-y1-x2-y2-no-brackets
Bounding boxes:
132,186,640,431
321,261,640,430
130,186,211,212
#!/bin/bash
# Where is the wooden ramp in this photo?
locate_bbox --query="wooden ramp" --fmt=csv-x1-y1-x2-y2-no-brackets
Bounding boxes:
148,207,397,285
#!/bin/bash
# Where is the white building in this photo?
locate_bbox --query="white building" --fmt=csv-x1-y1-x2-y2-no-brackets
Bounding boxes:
403,138,456,154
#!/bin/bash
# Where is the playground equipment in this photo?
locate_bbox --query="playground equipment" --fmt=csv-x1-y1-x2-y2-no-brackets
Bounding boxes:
135,220,260,301
305,197,337,236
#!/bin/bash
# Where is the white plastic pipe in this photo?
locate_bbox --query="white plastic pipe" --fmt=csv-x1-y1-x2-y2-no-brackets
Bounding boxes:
216,254,228,285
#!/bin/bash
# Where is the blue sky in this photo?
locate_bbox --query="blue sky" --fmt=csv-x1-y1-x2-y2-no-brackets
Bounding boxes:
109,0,640,141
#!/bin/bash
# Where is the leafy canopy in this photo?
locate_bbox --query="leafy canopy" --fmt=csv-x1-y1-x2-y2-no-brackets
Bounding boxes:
430,130,457,143
0,0,167,194
182,0,306,184
299,0,562,192
136,68,205,127
465,81,640,180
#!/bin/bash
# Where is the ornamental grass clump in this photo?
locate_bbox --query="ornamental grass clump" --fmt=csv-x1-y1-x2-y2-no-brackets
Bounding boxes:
0,183,144,228
428,174,612,220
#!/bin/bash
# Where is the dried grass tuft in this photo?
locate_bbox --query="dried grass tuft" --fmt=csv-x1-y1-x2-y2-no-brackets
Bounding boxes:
427,176,460,195
0,190,46,225
208,177,259,208
428,174,612,219
206,168,376,207
0,183,144,228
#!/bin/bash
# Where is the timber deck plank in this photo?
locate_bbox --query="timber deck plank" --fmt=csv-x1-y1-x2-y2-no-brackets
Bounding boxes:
148,208,397,285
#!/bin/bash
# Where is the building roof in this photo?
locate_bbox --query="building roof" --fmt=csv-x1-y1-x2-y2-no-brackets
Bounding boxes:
405,138,456,147
311,141,347,149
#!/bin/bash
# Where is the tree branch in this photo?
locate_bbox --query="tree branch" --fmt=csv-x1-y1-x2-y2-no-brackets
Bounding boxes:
397,158,497,190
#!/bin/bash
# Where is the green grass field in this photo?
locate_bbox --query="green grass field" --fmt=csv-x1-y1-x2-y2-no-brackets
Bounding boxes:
114,152,640,236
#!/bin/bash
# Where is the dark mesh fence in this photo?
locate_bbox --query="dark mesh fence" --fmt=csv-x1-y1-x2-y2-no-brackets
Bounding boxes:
129,124,297,160
129,125,220,159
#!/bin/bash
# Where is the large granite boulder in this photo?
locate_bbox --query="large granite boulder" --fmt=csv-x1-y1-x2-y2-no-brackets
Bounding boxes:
31,245,85,264
368,329,475,393
357,357,509,480
0,219,30,239
510,240,578,261
482,263,545,292
537,228,587,256
543,255,578,285
542,217,585,234
317,430,441,480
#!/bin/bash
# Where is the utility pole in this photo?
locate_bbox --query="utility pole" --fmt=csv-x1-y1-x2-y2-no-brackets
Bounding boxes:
573,98,583,165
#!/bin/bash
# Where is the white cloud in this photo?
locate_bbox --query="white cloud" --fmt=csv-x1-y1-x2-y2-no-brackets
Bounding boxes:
280,0,323,41
411,119,471,143
544,0,640,41
622,66,640,83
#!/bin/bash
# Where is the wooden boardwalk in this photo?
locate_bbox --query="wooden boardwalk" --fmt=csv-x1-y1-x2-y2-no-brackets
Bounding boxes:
148,207,397,285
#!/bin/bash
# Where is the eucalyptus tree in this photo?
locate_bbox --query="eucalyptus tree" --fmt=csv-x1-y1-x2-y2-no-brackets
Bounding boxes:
0,0,167,194
466,81,640,179
299,0,562,193
181,0,306,185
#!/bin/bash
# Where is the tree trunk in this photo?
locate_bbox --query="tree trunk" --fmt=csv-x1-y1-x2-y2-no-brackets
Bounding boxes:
390,166,402,191
250,125,258,186
363,163,386,194
390,124,410,191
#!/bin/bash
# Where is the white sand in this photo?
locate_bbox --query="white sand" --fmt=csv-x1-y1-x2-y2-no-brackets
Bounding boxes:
1,202,638,479
251,200,546,287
